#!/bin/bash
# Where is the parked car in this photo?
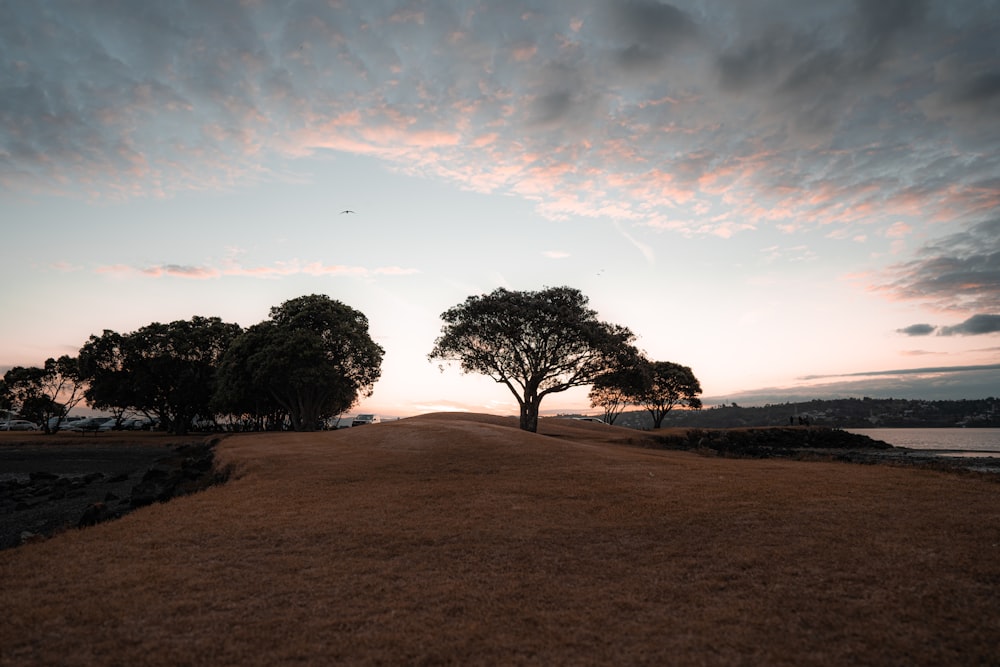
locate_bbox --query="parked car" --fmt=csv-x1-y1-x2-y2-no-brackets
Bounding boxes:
71,417,112,432
48,416,85,431
1,419,40,431
351,414,380,427
98,418,121,431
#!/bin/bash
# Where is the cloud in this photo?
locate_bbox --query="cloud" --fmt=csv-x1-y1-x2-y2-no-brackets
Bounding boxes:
1,0,998,251
939,314,1000,336
92,259,419,280
713,362,1000,404
897,323,936,336
799,364,1000,381
543,250,570,259
875,218,1000,312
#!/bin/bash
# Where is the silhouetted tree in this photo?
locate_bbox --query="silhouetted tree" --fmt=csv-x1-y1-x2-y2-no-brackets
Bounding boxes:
212,324,288,431
78,330,135,425
589,362,645,425
2,356,84,432
634,360,702,429
429,286,637,432
215,295,384,432
79,318,241,435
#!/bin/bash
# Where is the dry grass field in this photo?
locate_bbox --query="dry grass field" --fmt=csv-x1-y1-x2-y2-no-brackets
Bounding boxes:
2,413,999,666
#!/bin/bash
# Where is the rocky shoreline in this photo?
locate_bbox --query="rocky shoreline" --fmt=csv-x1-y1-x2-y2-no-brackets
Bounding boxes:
0,438,227,550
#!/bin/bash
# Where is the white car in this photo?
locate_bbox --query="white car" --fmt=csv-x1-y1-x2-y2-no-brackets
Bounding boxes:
49,416,85,431
1,419,40,431
351,414,380,426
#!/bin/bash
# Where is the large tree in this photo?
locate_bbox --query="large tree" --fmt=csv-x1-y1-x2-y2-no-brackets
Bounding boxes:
429,286,637,432
212,324,288,431
634,360,703,429
215,294,384,432
78,330,134,425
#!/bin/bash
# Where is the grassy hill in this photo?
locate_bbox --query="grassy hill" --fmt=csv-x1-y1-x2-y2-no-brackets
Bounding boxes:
2,413,999,665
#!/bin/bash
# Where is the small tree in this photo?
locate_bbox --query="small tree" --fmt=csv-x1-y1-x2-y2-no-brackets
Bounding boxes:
2,357,85,433
589,363,645,425
634,360,702,429
429,286,637,432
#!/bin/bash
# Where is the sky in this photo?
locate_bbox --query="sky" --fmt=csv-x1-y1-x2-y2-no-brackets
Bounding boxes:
1,0,999,418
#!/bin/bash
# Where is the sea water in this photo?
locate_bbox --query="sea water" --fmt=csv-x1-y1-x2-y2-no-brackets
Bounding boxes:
847,428,1000,456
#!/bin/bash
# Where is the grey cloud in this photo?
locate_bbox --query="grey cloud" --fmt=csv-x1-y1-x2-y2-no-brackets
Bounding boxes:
953,71,1000,105
799,363,1000,380
898,324,936,336
601,1,701,72
878,218,1000,312
714,364,1000,404
853,0,927,47
605,1,699,46
531,91,576,126
939,314,1000,336
0,0,998,242
711,0,933,139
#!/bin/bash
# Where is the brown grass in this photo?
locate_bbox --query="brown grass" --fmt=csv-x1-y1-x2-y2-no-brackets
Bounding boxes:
2,413,999,666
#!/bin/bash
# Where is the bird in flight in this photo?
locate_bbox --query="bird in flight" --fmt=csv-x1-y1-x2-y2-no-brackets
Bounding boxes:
340,210,356,214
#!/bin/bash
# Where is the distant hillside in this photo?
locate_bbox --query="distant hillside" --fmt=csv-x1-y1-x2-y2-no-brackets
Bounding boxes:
588,397,1000,429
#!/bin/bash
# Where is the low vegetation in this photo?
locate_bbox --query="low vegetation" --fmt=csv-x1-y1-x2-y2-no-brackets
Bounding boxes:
2,414,999,665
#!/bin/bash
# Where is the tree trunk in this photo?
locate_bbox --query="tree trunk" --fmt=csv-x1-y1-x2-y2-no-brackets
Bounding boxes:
520,394,540,432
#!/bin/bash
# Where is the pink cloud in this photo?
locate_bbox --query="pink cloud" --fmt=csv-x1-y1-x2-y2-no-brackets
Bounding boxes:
93,259,419,280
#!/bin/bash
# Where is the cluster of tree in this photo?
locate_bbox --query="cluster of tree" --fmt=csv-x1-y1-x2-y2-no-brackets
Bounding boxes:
3,285,700,436
588,359,703,428
428,286,701,432
1,295,384,435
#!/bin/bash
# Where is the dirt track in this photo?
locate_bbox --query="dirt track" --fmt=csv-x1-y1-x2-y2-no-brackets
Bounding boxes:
2,415,999,666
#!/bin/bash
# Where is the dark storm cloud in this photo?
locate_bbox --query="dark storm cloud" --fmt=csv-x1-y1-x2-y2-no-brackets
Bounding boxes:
878,219,1000,312
898,324,936,337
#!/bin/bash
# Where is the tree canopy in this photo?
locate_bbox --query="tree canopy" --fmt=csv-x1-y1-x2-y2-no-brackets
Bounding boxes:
78,317,242,434
214,294,384,431
429,286,636,432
